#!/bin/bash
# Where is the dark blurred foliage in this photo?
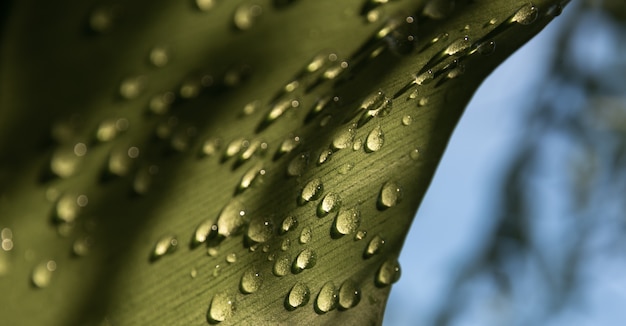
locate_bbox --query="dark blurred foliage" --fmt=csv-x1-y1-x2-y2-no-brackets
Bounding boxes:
435,1,626,324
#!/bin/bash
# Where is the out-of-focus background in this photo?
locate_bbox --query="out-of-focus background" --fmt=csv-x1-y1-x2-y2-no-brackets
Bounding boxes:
385,2,626,325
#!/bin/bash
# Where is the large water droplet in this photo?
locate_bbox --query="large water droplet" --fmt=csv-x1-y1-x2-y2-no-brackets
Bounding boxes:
364,234,385,258
151,234,178,261
217,200,247,237
299,226,312,244
207,292,236,323
286,152,309,177
318,192,341,217
240,268,263,294
333,207,361,236
233,3,263,31
192,219,218,247
292,248,316,273
237,162,265,193
365,126,384,152
376,258,401,286
31,260,57,288
285,282,310,310
315,281,338,314
299,178,323,205
378,181,402,209
511,3,539,25
280,216,298,234
332,125,356,150
338,279,361,309
246,215,273,243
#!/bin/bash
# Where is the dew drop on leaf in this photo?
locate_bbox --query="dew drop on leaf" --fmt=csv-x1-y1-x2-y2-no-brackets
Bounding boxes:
337,163,354,175
226,253,237,264
280,216,298,234
315,281,338,314
365,125,384,152
96,118,128,142
299,226,312,244
333,207,361,236
233,3,263,31
511,3,539,25
378,181,402,209
477,40,496,56
119,76,145,100
223,138,246,161
49,146,83,178
216,200,247,237
292,248,317,273
273,254,291,277
417,97,429,107
72,236,92,257
240,268,263,294
285,282,310,310
318,192,341,217
54,193,87,224
207,292,236,323
376,258,401,286
106,146,138,177
299,178,323,205
1,228,14,252
196,0,217,12
281,238,291,251
276,135,301,158
237,162,265,193
148,92,175,115
409,148,421,161
148,46,169,67
317,149,333,165
151,234,178,261
286,152,309,177
132,165,158,196
200,138,222,157
401,115,413,126
331,126,356,150
338,279,361,309
89,7,114,33
354,230,367,241
364,234,385,258
31,260,56,288
246,215,273,243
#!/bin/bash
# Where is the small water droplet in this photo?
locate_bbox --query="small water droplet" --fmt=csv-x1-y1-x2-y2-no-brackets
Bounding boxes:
96,118,128,142
237,162,265,193
89,7,115,33
149,46,170,67
119,76,145,100
285,282,310,310
281,238,291,251
352,138,363,151
299,226,312,244
151,234,177,261
276,135,301,158
72,236,92,257
262,98,299,129
31,260,56,288
201,138,222,157
357,91,391,127
299,178,323,205
401,115,413,126
422,0,455,19
212,264,222,277
223,138,247,161
322,60,349,80
233,3,263,31
444,36,471,56
1,228,13,252
246,215,273,243
364,234,385,258
315,281,338,313
280,216,298,234
337,163,354,175
106,146,138,177
240,268,263,294
365,125,384,152
49,146,83,178
333,207,361,236
293,248,316,273
207,247,220,257
132,165,158,195
193,220,218,246
477,40,496,56
318,192,341,217
286,152,309,177
226,252,237,264
338,279,361,309
332,126,356,150
378,181,402,209
273,254,291,277
196,0,217,11
54,193,87,224
148,92,175,115
207,292,236,323
376,258,401,286
417,97,429,107
190,268,198,278
354,230,367,241
409,148,421,161
317,149,333,165
238,139,265,164
511,3,539,25
217,199,247,237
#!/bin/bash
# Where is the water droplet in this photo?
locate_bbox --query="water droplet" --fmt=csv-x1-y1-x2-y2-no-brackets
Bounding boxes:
31,260,56,288
233,3,263,31
281,238,291,251
293,248,316,273
207,292,236,323
49,146,83,178
276,135,301,158
422,0,455,19
207,247,220,257
54,193,87,224
149,46,170,67
280,216,298,234
306,95,338,122
190,268,198,278
216,199,247,237
286,152,309,177
72,236,92,257
1,228,13,252
260,99,299,131
333,207,361,236
286,282,310,310
246,215,273,243
477,40,496,56
193,219,218,246
401,115,413,126
511,3,538,25
132,165,158,195
317,149,333,165
322,60,349,80
338,280,361,309
148,92,175,115
95,118,128,142
378,181,402,209
212,264,222,277
299,226,312,244
376,258,401,286
119,76,145,100
299,178,323,205
151,234,178,261
315,281,338,313
223,65,251,87
409,148,421,161
223,138,247,161
417,97,429,107
240,268,263,294
332,126,356,150
262,244,271,253
196,0,217,11
237,162,265,193
318,192,341,217
337,163,354,175
357,91,391,127
226,252,237,264
89,7,114,33
365,125,384,152
106,146,138,177
352,139,363,151
273,254,291,277
364,234,385,258
445,36,471,56
201,138,222,157
354,230,367,241
238,139,265,164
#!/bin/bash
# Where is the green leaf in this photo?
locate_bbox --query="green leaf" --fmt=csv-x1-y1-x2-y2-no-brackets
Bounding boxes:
0,0,568,325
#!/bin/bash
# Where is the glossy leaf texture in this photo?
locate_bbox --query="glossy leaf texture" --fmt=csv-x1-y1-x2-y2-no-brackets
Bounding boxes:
0,0,567,325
